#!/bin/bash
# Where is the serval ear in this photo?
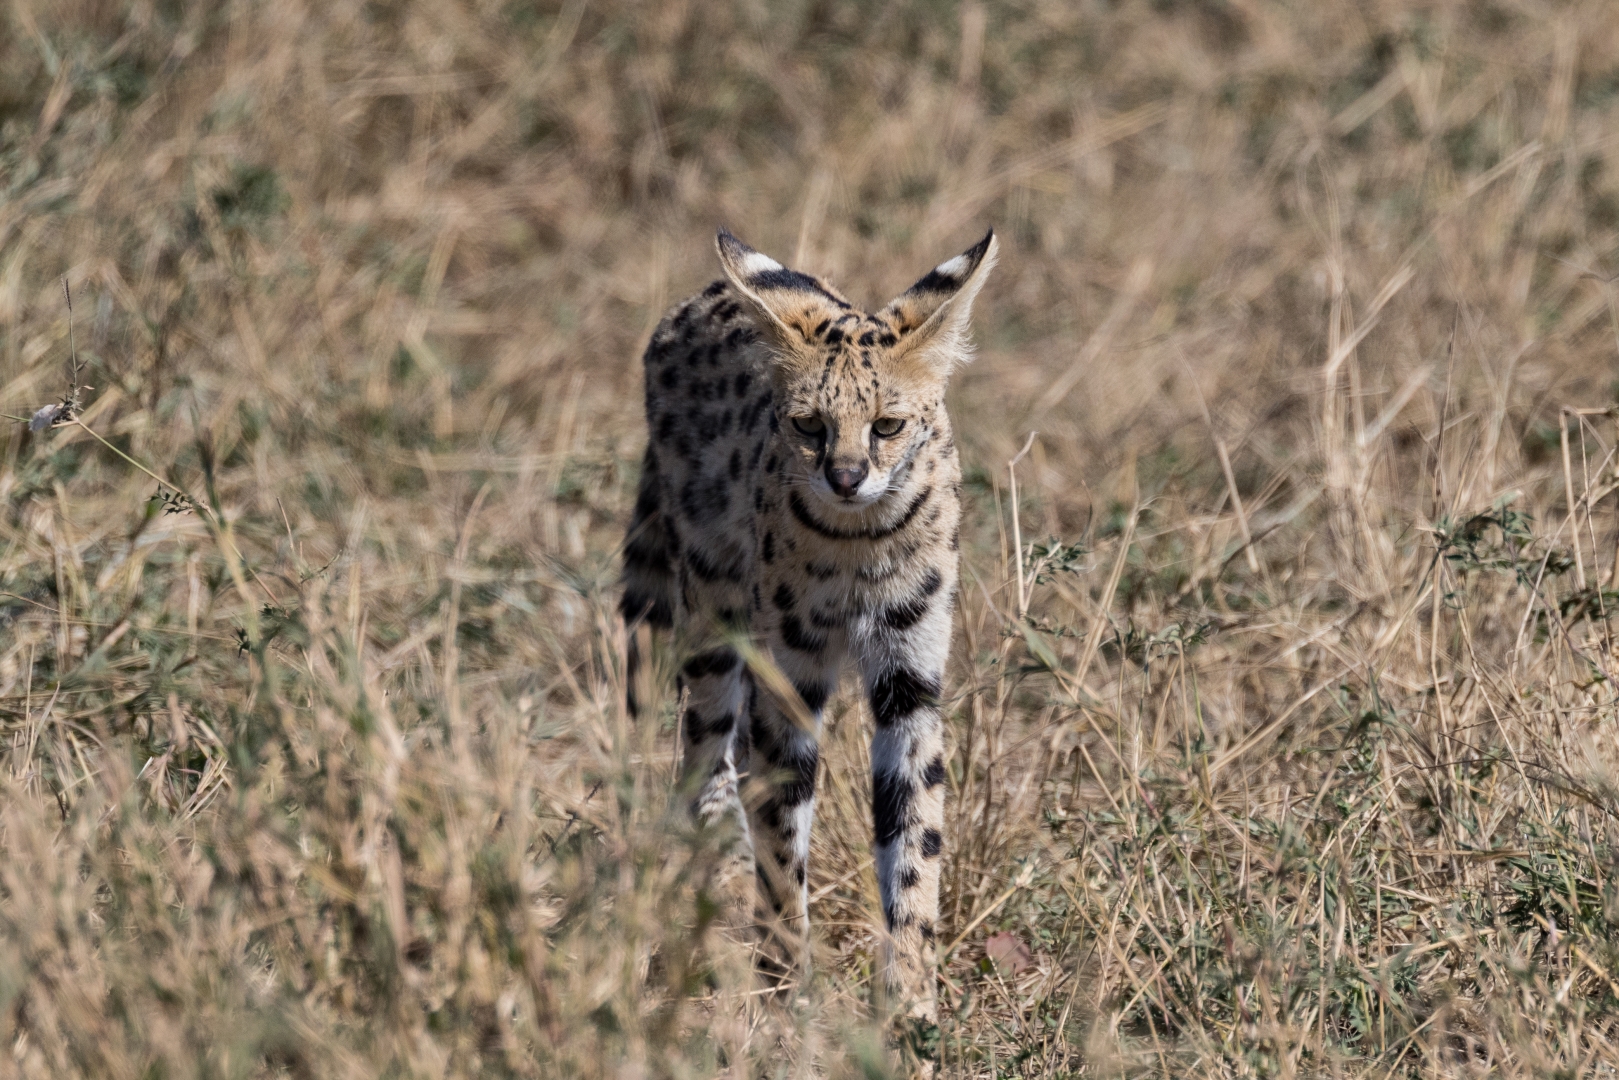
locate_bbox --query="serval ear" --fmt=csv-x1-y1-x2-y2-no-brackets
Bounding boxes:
880,228,998,372
715,229,853,356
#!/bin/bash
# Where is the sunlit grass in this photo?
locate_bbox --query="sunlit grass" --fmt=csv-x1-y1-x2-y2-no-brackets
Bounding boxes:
3,1,1619,1076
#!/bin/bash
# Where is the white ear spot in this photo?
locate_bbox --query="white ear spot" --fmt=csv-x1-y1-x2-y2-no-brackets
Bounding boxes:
740,250,783,275
932,254,969,279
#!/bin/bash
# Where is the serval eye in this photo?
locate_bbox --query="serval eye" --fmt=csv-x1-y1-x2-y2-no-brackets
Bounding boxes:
872,417,905,437
792,415,826,437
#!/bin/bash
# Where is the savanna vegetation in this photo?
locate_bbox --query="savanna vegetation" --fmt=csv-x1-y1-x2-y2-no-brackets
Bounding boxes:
4,0,1619,1075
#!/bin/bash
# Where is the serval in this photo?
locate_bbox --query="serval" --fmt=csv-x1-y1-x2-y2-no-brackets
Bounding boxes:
621,226,998,1030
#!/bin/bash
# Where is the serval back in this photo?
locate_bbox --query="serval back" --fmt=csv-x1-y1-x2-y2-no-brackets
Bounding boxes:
621,227,998,1030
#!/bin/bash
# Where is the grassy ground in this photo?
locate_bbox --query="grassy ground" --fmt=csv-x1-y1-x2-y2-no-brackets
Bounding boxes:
4,0,1619,1075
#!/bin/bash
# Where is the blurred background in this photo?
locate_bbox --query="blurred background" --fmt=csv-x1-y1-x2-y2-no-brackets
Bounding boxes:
4,0,1619,1076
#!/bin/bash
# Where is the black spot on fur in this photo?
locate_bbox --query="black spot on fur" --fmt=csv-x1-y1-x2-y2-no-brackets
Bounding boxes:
619,589,672,629
898,866,920,889
772,583,796,612
870,667,941,726
685,544,745,584
794,680,830,713
702,280,727,297
775,743,818,806
682,647,740,679
758,864,786,913
754,740,816,825
761,531,775,563
881,567,944,630
672,432,696,463
805,560,837,580
747,390,773,429
809,607,843,630
920,828,943,858
923,754,946,789
793,864,807,885
788,486,932,541
855,559,899,584
750,705,780,760
780,613,826,654
682,709,733,744
919,920,936,942
872,770,913,847
728,448,742,481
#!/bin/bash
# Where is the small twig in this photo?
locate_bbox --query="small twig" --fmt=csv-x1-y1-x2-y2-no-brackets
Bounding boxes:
1072,499,1137,685
1007,432,1038,619
543,780,604,861
1214,436,1259,574
68,418,191,501
63,277,79,389
1560,408,1586,590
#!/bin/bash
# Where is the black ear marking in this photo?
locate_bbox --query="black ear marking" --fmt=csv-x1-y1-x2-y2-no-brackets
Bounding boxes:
715,228,852,312
879,228,998,358
904,228,996,297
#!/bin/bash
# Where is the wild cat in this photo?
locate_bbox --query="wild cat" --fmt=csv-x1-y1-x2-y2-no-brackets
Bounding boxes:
620,227,997,1025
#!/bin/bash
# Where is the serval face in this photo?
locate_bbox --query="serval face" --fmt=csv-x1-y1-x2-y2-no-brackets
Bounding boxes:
717,231,992,515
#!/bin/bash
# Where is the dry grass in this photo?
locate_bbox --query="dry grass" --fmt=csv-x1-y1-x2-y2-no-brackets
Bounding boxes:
4,0,1619,1075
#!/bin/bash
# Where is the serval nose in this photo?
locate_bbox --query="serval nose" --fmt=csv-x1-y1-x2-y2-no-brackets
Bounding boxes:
826,460,869,498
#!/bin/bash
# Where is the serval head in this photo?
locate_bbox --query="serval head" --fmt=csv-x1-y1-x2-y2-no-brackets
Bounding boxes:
715,228,998,513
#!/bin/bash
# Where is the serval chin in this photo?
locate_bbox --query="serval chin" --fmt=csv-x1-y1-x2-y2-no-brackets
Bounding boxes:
620,226,998,1030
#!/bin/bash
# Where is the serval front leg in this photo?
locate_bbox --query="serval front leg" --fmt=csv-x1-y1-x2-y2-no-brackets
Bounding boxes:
670,630,763,1062
746,601,844,998
855,573,953,1031
673,627,757,934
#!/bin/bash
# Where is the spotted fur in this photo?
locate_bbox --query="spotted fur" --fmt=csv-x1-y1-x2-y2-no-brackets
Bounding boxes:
621,227,997,1024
